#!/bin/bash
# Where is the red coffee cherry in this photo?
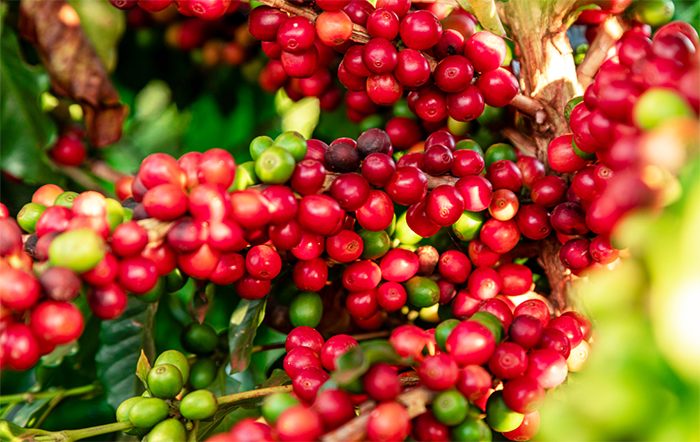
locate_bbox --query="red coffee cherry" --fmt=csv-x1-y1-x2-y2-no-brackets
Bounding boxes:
516,156,546,189
367,8,400,40
406,200,441,238
376,281,407,312
524,349,568,389
142,243,177,276
298,195,345,237
293,258,328,292
29,301,84,345
82,252,118,286
0,219,24,256
87,282,128,320
502,376,546,415
343,260,382,292
468,238,501,268
467,267,502,300
488,342,528,379
262,185,298,225
455,175,493,212
389,325,432,362
356,190,394,232
367,401,411,442
143,184,188,220
316,10,353,47
118,256,158,294
535,327,571,359
285,326,324,353
3,323,40,371
314,389,356,431
0,267,41,312
39,267,81,302
437,250,471,284
434,55,474,93
395,48,431,88
209,252,246,286
476,67,519,107
364,363,401,401
399,10,442,50
188,183,230,222
385,167,429,206
245,245,281,280
276,405,323,442
480,219,521,254
445,320,496,366
464,31,507,73
228,419,274,442
320,334,358,371
72,191,107,218
51,135,86,167
363,38,398,75
478,298,513,329
514,299,550,328
290,231,325,260
293,367,330,403
269,219,303,251
425,185,465,227
419,353,459,391
326,230,363,263
209,219,248,252
509,315,544,350
380,248,419,282
248,6,288,42
347,289,380,320
111,221,148,257
284,346,322,379
230,190,272,229
139,153,186,189
515,204,552,240
497,263,533,296
412,412,450,442
277,16,316,54
456,365,492,401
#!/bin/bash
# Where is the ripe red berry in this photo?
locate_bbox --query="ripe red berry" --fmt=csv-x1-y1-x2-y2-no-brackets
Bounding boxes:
87,282,128,320
117,256,158,294
320,334,358,371
51,135,86,166
0,267,41,312
293,367,330,403
464,31,507,73
445,321,496,366
419,353,460,391
293,258,328,292
488,342,528,379
276,406,323,442
399,10,442,50
111,221,148,257
29,301,84,345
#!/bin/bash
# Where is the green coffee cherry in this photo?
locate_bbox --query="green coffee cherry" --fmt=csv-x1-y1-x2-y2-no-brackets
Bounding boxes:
289,291,323,328
393,211,423,246
454,139,483,156
165,268,188,293
181,323,218,355
358,229,390,260
452,417,493,442
274,131,307,162
105,198,124,232
231,161,260,191
154,350,190,384
139,277,165,303
385,213,397,237
123,207,133,222
54,191,79,209
477,105,507,129
435,319,461,352
634,0,674,26
564,97,584,123
392,99,414,119
116,397,150,436
255,146,296,184
448,117,472,137
484,143,517,168
452,211,485,242
250,135,274,160
147,418,186,442
405,276,440,308
262,392,300,425
359,114,384,132
17,203,46,233
129,398,169,428
179,390,218,420
472,126,500,150
633,88,694,130
189,358,217,390
485,391,524,433
147,363,184,399
433,390,470,426
469,312,505,343
49,229,105,273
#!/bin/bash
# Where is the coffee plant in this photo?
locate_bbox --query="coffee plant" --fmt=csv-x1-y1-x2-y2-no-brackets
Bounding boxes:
0,0,698,441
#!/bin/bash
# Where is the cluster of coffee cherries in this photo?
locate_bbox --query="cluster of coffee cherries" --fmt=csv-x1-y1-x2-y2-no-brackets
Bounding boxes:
115,349,219,440
250,1,519,123
576,0,679,43
208,298,591,442
550,21,698,271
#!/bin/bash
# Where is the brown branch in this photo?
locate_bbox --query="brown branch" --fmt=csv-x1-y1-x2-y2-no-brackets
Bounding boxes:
510,95,548,125
321,386,435,442
502,127,537,155
88,160,125,183
576,16,625,89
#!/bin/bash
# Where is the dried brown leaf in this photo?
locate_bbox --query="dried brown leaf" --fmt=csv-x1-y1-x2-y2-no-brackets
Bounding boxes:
19,0,126,147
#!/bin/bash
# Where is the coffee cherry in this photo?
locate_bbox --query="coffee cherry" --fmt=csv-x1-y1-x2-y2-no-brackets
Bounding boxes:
290,231,325,260
515,204,552,240
445,320,496,365
180,390,218,420
148,363,184,399
477,68,519,107
293,257,328,292
51,135,86,166
385,166,428,206
245,245,281,280
276,405,323,442
39,266,81,302
447,84,486,122
560,238,592,270
148,419,186,442
362,363,399,401
524,349,568,389
49,229,105,274
456,364,492,401
181,322,218,355
87,283,127,320
536,327,571,358
346,289,379,320
508,315,543,351
0,267,41,312
293,367,330,403
32,184,63,207
281,46,320,78
415,85,449,122
316,10,353,47
111,221,148,257
3,323,40,370
486,391,524,433
0,219,23,256
419,353,459,391
464,31,507,73
127,397,169,428
277,16,315,54
400,10,442,50
433,390,469,426
380,248,419,282
325,142,361,173
230,190,272,229
17,203,45,234
248,6,288,41
82,252,118,286
453,417,493,442
468,239,501,267
503,410,540,441
394,48,431,88
514,299,550,328
262,393,300,426
28,301,84,346
376,281,407,312
233,274,271,300
285,326,324,353
289,291,323,328
435,55,474,93
548,315,584,348
356,190,394,232
425,185,465,227
314,389,356,431
320,334,358,371
367,401,411,442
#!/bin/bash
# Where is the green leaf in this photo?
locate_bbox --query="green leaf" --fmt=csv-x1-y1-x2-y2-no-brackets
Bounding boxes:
4,399,51,427
228,298,267,375
96,298,157,411
332,340,403,387
183,94,226,153
0,26,60,184
260,369,292,389
135,350,151,392
39,343,79,368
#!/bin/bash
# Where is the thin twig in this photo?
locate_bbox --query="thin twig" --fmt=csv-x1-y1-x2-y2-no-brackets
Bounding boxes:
321,386,436,442
0,383,100,405
576,15,625,89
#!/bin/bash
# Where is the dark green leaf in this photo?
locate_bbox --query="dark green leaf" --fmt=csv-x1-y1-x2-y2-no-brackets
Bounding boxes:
183,94,226,153
39,343,79,368
228,298,267,375
4,399,50,428
260,369,291,389
96,298,157,410
0,26,60,184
